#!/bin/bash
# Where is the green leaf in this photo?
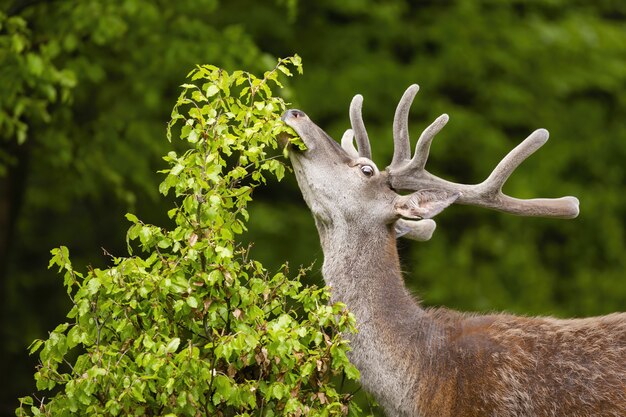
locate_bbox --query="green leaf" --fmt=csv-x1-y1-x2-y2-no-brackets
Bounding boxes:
86,277,101,295
186,296,198,309
27,340,44,355
206,84,219,97
166,337,181,353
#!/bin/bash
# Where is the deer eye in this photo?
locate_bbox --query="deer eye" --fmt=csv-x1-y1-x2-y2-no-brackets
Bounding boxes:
360,165,374,177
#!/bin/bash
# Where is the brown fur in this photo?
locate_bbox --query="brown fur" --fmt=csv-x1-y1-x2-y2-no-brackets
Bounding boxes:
422,310,626,417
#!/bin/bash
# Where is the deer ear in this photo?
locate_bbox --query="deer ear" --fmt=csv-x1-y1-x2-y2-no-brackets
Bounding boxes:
395,218,437,241
394,189,460,219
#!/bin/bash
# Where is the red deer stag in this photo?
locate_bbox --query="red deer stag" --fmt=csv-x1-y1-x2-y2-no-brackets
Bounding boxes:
281,84,625,417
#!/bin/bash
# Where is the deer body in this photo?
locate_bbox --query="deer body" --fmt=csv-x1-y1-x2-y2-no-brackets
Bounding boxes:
319,216,626,417
282,85,626,417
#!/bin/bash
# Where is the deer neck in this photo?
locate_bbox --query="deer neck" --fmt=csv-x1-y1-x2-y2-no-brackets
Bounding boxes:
315,218,425,327
315,218,446,415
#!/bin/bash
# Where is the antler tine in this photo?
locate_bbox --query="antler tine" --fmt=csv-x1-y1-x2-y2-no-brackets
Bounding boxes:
341,129,359,158
410,113,449,171
471,128,580,218
349,94,372,159
483,129,548,190
391,84,420,166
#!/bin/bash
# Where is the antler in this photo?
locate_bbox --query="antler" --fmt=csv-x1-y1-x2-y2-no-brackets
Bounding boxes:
341,94,373,159
387,84,579,219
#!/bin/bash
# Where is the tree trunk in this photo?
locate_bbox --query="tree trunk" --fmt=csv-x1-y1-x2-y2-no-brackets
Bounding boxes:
0,140,29,279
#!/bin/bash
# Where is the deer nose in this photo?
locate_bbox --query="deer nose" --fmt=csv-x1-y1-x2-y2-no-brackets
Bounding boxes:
281,109,306,121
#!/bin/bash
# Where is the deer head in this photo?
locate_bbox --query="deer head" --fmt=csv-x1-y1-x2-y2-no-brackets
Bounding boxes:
282,84,579,243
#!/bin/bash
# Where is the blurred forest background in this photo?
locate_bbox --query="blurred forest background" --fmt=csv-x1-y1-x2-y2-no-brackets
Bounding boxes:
1,0,625,414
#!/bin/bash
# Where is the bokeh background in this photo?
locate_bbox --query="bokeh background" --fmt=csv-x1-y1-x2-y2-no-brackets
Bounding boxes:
1,0,625,414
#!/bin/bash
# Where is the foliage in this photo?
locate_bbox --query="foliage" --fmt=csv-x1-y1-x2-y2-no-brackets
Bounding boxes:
16,58,363,417
0,11,75,171
1,1,285,409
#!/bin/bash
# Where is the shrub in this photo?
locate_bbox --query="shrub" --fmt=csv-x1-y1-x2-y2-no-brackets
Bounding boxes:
17,56,362,417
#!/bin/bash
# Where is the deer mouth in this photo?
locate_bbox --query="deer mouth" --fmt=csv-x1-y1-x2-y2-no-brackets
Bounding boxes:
278,131,296,149
281,109,354,166
281,109,312,150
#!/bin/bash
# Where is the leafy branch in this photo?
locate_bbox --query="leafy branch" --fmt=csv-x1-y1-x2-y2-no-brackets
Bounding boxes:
17,56,364,417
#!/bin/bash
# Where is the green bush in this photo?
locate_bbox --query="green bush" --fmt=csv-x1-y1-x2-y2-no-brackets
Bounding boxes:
17,57,362,417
